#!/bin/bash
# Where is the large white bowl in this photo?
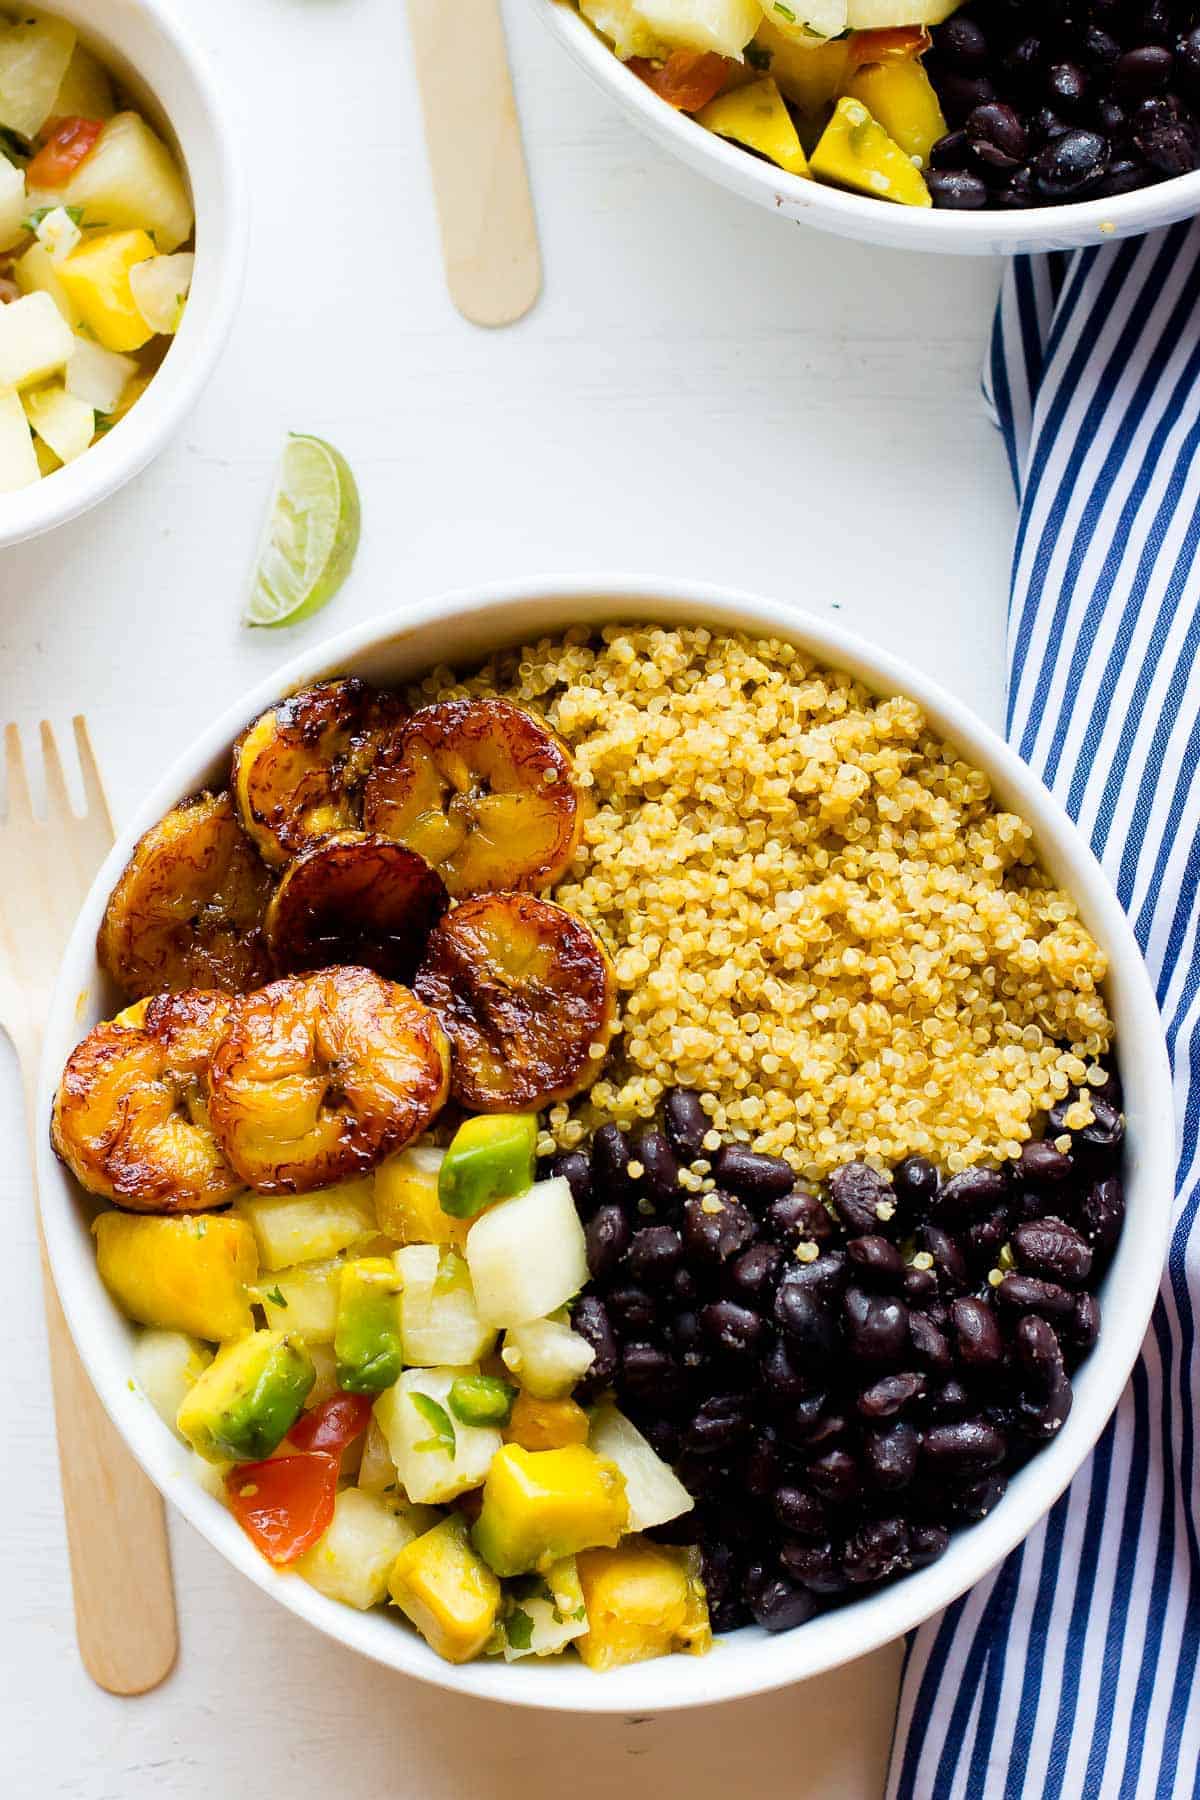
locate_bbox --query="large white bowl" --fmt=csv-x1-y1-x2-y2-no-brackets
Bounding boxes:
0,0,246,548
38,576,1173,1711
536,1,1200,255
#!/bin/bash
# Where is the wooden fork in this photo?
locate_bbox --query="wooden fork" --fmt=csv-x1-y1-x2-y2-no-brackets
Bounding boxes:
0,718,177,1695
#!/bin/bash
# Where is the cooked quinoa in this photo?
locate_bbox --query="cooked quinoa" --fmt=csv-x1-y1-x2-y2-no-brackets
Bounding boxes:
412,626,1114,1180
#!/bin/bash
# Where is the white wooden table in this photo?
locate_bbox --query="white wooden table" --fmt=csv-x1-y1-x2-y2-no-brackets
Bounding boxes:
0,0,1013,1792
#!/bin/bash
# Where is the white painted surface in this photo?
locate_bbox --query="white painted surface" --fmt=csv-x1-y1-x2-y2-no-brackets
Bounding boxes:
0,0,1012,1793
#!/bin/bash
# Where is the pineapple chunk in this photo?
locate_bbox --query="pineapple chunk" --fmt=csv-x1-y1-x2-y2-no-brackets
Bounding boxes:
634,0,760,58
52,41,115,120
23,381,94,463
129,250,193,335
809,96,931,206
0,154,25,254
65,334,135,412
236,1178,377,1270
588,1403,694,1531
57,228,156,352
752,22,849,126
575,1542,711,1671
696,78,811,177
760,0,846,39
846,0,959,22
388,1516,501,1664
305,1341,340,1409
397,1244,495,1367
35,205,82,264
505,1391,591,1452
0,388,38,492
465,1178,588,1329
357,1416,399,1496
471,1444,628,1577
0,291,73,389
39,112,193,252
502,1556,588,1660
578,0,667,60
257,1258,344,1341
0,13,75,141
374,1367,502,1505
131,1329,213,1437
297,1488,419,1610
94,1212,257,1341
500,1314,595,1398
375,1145,467,1249
13,242,83,330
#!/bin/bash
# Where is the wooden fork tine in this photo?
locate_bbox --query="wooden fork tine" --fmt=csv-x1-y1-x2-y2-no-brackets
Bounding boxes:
40,719,75,822
4,721,33,825
72,716,113,833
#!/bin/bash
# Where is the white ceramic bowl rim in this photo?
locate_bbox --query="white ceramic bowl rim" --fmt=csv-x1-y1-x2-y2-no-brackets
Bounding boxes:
0,0,247,547
37,575,1174,1712
537,1,1200,252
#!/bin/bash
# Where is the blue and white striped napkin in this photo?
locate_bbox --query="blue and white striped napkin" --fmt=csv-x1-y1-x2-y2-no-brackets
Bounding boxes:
887,227,1200,1799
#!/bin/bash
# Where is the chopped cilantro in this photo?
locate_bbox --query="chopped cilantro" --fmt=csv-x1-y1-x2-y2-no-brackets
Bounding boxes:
264,1285,287,1309
410,1392,456,1456
0,127,30,167
773,2,797,18
506,1607,534,1651
745,40,772,70
93,414,115,436
22,204,85,234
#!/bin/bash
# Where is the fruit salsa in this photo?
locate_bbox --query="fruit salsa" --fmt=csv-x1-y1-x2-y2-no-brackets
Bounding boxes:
570,0,1200,211
0,6,194,489
53,629,1125,1668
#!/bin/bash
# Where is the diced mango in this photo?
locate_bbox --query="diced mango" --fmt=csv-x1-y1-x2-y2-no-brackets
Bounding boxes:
575,1542,712,1672
58,229,157,352
697,77,810,177
809,96,931,206
375,1147,468,1250
94,1212,257,1341
388,1516,501,1664
844,57,947,166
471,1444,628,1578
505,1391,591,1452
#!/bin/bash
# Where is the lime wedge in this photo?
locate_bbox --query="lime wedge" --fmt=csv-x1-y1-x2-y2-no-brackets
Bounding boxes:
244,433,361,628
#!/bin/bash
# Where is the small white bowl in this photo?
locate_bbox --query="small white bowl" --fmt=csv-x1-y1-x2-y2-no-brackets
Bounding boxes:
38,576,1173,1711
536,1,1200,255
0,0,246,549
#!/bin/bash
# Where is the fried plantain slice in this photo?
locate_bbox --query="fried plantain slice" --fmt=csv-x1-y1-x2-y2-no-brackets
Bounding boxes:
233,677,404,868
97,790,274,999
414,893,617,1111
266,831,449,982
362,696,583,897
52,989,241,1213
207,965,451,1195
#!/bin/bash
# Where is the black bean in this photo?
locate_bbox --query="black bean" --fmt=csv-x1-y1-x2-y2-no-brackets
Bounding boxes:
745,1426,779,1498
1080,1175,1125,1262
1034,128,1109,195
920,1223,970,1292
930,128,971,169
605,1281,657,1336
643,1418,682,1464
779,1538,847,1595
844,1286,910,1365
726,1241,783,1305
863,1422,919,1493
551,1150,593,1218
751,1576,818,1633
829,1163,896,1235
778,1249,847,1302
1012,1218,1093,1287
1078,1096,1126,1167
673,1265,699,1304
846,1235,906,1288
591,1124,633,1206
713,1143,796,1205
1114,45,1174,99
965,1204,1012,1272
774,1485,828,1538
669,1308,701,1359
632,1129,681,1208
777,1391,830,1448
806,1446,860,1503
1084,27,1120,69
921,1419,1008,1476
893,1155,939,1213
700,1299,764,1360
968,101,1029,166
938,70,998,124
1046,63,1088,113
903,1265,940,1306
682,1193,757,1269
701,1542,743,1633
571,1295,617,1397
663,1089,708,1160
1033,107,1071,141
1019,1139,1074,1187
764,1187,834,1247
923,1377,974,1420
621,1342,680,1407
951,1296,1006,1373
585,1204,630,1281
937,15,988,71
774,1281,838,1367
908,1522,950,1569
908,1310,954,1372
937,1166,1008,1221
1015,1314,1074,1441
1067,1291,1102,1357
686,1393,751,1457
946,1472,1008,1522
858,1371,926,1419
626,1224,683,1289
843,1516,910,1584
996,1271,1077,1321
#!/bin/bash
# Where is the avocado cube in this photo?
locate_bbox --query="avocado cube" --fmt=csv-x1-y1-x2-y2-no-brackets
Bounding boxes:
575,1542,711,1672
176,1329,314,1463
810,97,932,208
94,1212,257,1341
334,1258,404,1395
471,1444,628,1578
438,1114,538,1220
388,1515,501,1664
448,1374,515,1429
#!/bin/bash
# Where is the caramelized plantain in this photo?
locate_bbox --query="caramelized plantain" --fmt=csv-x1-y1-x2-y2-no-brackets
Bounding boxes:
362,697,582,897
97,790,274,999
52,989,241,1213
207,965,451,1195
233,678,403,868
414,894,617,1112
265,831,449,983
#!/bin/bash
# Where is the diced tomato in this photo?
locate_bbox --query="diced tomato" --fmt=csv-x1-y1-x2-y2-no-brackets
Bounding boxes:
628,50,731,115
25,116,103,189
286,1392,373,1457
225,1452,338,1566
846,27,931,70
